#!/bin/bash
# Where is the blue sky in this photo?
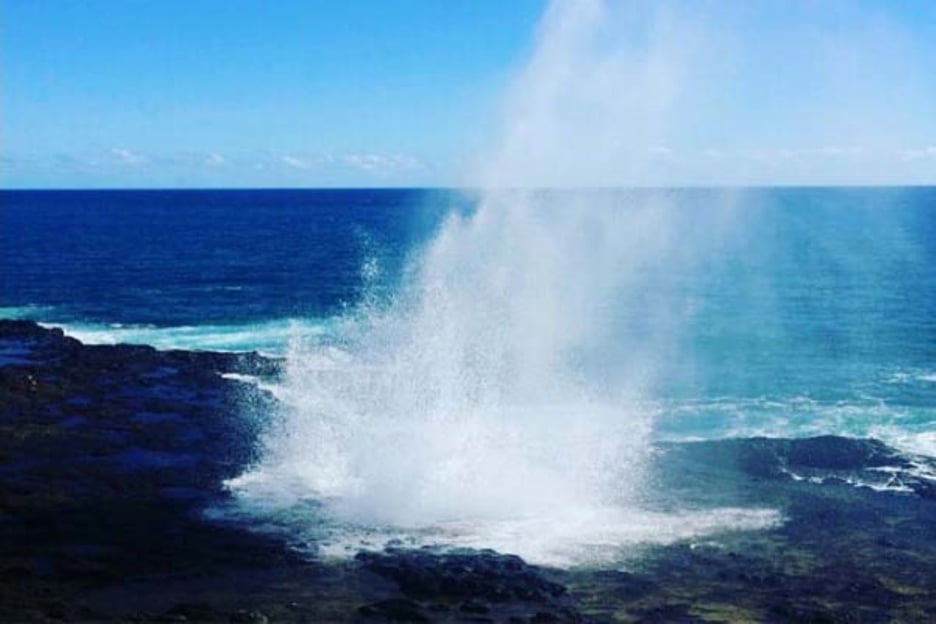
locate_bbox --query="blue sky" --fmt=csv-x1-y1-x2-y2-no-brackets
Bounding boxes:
1,0,934,188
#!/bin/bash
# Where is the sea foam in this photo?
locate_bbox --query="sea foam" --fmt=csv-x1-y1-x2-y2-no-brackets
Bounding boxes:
46,318,328,356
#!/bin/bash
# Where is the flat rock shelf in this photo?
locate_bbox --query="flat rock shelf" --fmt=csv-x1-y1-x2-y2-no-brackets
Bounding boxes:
1,320,934,623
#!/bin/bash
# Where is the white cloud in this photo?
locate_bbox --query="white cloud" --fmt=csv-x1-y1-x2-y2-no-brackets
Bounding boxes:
815,146,864,158
204,152,227,167
741,149,778,164
901,146,936,162
723,146,870,165
281,155,314,170
343,153,426,174
110,147,146,166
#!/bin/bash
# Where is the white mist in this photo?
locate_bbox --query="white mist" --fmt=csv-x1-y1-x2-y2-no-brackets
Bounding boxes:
227,0,783,566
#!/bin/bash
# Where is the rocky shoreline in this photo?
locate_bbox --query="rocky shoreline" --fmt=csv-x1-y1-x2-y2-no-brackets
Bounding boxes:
2,319,934,622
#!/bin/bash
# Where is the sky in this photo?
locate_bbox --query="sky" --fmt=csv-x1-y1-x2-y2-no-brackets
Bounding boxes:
1,0,934,188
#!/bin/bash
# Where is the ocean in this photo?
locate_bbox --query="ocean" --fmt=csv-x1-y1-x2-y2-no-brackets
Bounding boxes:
3,187,935,564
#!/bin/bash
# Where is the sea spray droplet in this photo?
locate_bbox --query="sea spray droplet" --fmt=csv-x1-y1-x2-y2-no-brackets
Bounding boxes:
225,0,789,564
249,192,661,522
226,191,781,565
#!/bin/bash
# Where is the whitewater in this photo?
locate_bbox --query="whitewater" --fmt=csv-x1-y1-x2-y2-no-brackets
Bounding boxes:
3,0,934,567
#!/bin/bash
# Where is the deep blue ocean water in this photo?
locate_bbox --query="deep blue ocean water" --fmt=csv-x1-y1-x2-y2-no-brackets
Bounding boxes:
2,187,935,455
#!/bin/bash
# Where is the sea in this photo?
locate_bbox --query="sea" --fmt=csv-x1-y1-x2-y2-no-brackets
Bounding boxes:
2,187,935,565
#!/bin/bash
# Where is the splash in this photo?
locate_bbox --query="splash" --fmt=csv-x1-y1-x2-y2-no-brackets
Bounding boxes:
227,0,781,566
244,191,671,520
226,187,782,566
46,318,325,356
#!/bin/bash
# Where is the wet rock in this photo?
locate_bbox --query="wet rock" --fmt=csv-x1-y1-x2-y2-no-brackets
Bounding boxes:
0,321,295,622
2,320,935,623
632,604,705,623
230,609,270,623
162,602,226,622
356,548,567,603
459,599,490,614
767,601,841,624
785,436,907,471
356,548,583,622
911,479,936,499
358,598,429,622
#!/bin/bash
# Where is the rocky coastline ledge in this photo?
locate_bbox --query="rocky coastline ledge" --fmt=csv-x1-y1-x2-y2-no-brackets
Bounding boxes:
2,319,935,622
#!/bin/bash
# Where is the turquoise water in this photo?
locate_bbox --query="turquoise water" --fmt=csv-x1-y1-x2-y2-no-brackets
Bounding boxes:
2,187,935,456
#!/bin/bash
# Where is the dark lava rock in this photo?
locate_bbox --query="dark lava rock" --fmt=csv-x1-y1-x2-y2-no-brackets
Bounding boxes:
665,435,911,477
356,548,565,602
358,598,430,622
356,548,583,622
0,321,310,621
784,435,907,471
2,321,583,623
632,604,706,623
3,320,936,623
655,434,934,502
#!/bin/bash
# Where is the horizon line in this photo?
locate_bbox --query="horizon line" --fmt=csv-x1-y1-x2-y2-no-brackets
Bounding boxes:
2,183,935,193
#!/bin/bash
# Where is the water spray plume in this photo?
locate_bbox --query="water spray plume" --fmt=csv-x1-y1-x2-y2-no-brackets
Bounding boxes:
228,0,781,566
